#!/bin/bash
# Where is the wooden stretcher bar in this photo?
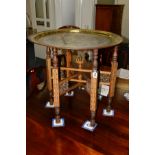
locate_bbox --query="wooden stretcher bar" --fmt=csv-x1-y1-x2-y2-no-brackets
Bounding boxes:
59,74,78,85
59,82,83,96
69,79,86,83
50,66,111,75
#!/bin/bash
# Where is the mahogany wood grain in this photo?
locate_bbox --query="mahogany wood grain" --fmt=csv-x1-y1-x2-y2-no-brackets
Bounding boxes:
27,88,129,155
95,5,124,35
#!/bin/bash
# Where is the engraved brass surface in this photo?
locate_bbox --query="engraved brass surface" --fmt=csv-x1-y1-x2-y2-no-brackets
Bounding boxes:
28,29,123,50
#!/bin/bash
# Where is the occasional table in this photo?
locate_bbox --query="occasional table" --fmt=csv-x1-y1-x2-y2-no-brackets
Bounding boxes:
28,29,123,131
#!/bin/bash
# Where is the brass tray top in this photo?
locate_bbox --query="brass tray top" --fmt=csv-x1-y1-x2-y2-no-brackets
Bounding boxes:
28,29,123,50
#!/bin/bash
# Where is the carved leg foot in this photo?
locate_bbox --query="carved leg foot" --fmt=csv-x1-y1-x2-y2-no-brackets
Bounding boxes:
82,111,97,132
45,91,54,108
90,111,96,127
102,97,114,116
52,107,65,127
106,97,112,112
55,107,60,123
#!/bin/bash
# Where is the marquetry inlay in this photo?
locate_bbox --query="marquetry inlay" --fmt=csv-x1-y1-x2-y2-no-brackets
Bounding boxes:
52,68,60,107
90,72,98,111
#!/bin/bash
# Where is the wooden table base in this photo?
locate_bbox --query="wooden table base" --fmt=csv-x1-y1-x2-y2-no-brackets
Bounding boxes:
45,46,118,129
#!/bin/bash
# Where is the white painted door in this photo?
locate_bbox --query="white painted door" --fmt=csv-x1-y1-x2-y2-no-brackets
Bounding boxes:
28,0,56,59
27,0,96,59
28,0,76,59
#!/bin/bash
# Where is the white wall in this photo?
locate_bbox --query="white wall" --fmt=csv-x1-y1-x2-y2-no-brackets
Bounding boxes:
115,0,129,39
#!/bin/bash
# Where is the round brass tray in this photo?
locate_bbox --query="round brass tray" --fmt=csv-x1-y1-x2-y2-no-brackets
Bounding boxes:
28,29,123,50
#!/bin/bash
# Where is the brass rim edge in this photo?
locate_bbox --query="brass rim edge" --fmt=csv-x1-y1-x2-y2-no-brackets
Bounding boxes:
28,29,123,50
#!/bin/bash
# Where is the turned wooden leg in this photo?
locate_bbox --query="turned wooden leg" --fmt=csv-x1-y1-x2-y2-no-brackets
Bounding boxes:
66,49,72,77
106,97,112,112
75,56,84,89
90,49,98,127
90,111,96,126
55,107,60,123
49,92,53,105
106,46,118,112
46,47,53,105
52,48,61,123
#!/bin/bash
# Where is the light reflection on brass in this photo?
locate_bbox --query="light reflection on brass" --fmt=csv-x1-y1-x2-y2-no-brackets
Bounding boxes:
28,29,123,50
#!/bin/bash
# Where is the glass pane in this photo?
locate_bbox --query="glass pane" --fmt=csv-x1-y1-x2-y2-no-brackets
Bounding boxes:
46,0,49,19
35,0,44,18
36,21,44,26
